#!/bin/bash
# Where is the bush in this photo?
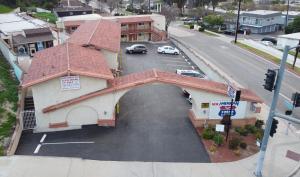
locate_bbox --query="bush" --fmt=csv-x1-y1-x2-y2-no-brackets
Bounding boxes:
255,120,264,129
240,142,247,149
235,127,249,136
229,137,241,150
202,126,215,140
189,24,194,29
213,133,224,146
255,129,264,140
198,26,205,32
245,124,258,134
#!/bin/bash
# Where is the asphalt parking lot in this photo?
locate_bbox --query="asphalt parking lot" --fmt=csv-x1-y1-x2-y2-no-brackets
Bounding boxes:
16,42,210,162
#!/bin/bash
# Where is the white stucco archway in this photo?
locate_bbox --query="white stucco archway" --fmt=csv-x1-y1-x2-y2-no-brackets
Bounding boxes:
66,105,98,126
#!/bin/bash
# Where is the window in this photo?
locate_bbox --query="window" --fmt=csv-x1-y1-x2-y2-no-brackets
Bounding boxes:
138,22,144,26
69,12,73,15
255,19,259,25
71,26,77,30
139,33,142,36
121,35,127,38
201,103,209,108
82,12,86,15
121,24,126,27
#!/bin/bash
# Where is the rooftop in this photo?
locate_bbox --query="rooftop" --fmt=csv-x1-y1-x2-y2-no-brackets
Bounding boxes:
22,42,114,88
0,13,48,35
116,16,153,24
68,19,121,52
43,69,263,113
278,32,300,40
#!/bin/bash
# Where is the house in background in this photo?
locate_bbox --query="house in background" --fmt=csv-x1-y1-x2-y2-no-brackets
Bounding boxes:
12,28,54,57
240,10,282,34
54,0,93,17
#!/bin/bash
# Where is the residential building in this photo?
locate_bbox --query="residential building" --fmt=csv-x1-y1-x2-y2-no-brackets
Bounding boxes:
240,10,282,34
58,14,167,42
54,0,93,17
12,28,54,57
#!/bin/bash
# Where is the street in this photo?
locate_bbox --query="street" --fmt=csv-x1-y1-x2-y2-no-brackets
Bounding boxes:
16,42,210,162
169,25,300,121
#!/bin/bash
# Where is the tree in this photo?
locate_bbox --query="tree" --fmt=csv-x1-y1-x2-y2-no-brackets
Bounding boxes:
285,16,300,34
173,0,187,15
106,0,119,14
160,4,179,32
188,6,205,18
203,14,224,27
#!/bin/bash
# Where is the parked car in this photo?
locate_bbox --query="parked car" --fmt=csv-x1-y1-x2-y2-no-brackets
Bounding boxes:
261,37,277,45
176,69,207,100
261,41,274,46
126,44,147,54
223,29,236,36
157,46,179,55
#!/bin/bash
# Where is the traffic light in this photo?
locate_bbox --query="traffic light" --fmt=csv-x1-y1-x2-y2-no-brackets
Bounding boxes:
292,92,300,107
270,118,278,137
263,69,277,91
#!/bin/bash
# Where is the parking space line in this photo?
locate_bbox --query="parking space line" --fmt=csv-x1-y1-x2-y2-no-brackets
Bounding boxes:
40,134,47,143
192,66,195,70
34,144,42,154
42,141,95,145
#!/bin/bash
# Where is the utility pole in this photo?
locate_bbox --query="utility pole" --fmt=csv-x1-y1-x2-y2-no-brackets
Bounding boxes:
234,0,242,43
285,0,290,27
149,0,151,13
254,45,290,177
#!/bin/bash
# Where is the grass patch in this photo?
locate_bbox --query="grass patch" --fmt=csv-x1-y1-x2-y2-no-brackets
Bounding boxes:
0,55,18,155
32,12,57,24
201,30,219,37
0,5,13,14
235,42,300,75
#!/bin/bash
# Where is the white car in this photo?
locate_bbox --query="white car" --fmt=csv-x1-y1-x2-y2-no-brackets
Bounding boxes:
261,41,274,46
176,69,206,78
157,46,179,55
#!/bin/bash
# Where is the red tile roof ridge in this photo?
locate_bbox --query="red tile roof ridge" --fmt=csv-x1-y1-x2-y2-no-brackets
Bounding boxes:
87,19,101,45
42,69,263,113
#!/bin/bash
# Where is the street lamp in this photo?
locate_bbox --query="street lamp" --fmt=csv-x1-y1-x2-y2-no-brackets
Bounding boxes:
234,0,242,43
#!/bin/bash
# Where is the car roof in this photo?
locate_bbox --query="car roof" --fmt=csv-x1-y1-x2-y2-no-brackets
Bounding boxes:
132,44,146,47
161,45,173,48
177,69,200,74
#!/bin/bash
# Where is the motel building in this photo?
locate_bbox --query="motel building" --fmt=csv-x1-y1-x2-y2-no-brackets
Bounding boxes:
19,20,263,133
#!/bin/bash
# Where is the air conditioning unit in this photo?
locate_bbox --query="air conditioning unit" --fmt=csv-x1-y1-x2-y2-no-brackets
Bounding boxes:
18,45,26,55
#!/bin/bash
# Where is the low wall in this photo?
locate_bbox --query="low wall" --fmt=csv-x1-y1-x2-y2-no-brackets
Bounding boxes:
0,39,23,81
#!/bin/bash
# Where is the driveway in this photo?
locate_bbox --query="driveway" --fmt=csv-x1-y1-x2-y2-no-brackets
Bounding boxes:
16,42,210,163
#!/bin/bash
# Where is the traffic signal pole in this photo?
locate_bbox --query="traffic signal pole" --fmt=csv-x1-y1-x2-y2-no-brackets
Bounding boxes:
254,46,290,177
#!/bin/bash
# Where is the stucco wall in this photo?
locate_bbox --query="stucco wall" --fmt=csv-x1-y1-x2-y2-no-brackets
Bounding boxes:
101,49,118,70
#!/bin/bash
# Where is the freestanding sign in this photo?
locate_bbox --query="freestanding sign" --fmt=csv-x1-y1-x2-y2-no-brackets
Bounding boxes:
61,76,80,90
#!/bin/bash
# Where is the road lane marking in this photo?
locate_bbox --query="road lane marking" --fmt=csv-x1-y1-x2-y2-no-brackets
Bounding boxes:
40,134,47,143
42,141,95,145
192,66,195,70
280,92,292,101
34,144,42,154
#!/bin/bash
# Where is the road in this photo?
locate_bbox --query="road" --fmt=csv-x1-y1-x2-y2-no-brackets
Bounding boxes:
16,42,210,162
169,25,300,121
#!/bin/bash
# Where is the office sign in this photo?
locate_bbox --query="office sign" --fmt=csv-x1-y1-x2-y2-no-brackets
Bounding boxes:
209,101,247,119
61,76,80,90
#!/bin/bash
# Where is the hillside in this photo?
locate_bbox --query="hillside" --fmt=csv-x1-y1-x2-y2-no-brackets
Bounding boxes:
0,0,59,10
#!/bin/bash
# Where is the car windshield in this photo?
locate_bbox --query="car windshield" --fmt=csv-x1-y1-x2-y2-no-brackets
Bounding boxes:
181,72,200,77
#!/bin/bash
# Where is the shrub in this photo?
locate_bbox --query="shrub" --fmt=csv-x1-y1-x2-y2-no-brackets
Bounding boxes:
255,120,264,129
202,126,215,140
198,26,205,32
209,145,217,153
189,24,194,29
233,149,241,156
235,127,249,136
229,137,241,150
240,142,247,149
255,129,264,140
213,133,224,146
245,124,258,134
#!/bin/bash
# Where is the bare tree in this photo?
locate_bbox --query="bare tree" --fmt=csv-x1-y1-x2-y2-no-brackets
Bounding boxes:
106,0,119,14
160,4,179,33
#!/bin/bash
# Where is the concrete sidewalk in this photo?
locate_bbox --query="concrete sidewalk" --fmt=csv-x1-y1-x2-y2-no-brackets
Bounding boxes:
0,119,299,177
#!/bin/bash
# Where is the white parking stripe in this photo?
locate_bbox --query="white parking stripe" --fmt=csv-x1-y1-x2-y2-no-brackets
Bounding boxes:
40,134,47,143
34,144,42,154
192,66,195,70
42,141,95,145
162,60,187,63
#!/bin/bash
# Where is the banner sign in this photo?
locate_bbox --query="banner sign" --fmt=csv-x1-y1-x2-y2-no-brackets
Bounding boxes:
61,76,80,90
209,101,247,119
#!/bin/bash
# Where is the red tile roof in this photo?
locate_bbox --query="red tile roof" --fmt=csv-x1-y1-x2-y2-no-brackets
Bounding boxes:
43,69,263,113
116,16,153,24
22,42,114,88
64,20,84,27
68,19,121,52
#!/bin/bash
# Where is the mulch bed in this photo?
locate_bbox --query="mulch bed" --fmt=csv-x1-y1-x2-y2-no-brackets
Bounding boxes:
197,128,259,163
